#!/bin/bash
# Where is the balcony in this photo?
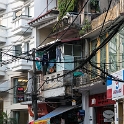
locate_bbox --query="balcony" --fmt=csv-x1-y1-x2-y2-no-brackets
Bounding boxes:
50,13,81,39
0,25,7,43
0,1,6,10
12,59,32,71
28,9,59,29
12,15,32,36
40,86,72,98
39,70,73,98
81,1,124,38
91,4,120,30
0,64,6,76
43,70,73,90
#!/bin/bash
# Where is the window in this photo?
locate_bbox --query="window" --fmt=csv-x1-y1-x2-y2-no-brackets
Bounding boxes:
13,78,27,104
64,44,72,55
109,37,117,72
73,45,82,56
15,45,22,56
100,36,106,69
27,42,29,54
64,44,82,57
25,6,31,17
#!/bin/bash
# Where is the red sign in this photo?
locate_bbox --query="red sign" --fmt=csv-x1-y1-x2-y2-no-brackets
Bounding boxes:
16,87,24,102
17,87,24,91
89,92,116,107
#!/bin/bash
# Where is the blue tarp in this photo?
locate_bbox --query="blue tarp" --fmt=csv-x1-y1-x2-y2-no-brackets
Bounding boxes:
36,105,78,121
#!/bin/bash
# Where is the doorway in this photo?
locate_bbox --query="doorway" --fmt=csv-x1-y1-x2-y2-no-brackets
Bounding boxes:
96,106,114,124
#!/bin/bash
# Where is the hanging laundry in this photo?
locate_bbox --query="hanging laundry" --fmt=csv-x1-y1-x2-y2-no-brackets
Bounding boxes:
35,57,41,70
35,51,44,71
42,52,49,75
56,46,62,62
42,52,49,66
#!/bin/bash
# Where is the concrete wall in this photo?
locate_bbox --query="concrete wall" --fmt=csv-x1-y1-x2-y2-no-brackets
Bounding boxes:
34,0,57,18
82,91,90,124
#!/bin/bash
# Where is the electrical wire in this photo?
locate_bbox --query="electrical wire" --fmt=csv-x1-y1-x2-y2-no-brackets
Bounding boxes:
1,0,90,66
1,0,124,91
2,0,55,58
35,0,75,49
99,0,113,37
0,51,83,65
0,0,76,65
89,61,124,82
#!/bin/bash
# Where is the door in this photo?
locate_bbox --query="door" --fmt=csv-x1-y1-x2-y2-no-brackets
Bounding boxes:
96,106,114,124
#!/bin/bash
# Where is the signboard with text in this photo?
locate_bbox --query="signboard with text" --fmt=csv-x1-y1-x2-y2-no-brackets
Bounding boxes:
112,70,124,99
17,87,24,102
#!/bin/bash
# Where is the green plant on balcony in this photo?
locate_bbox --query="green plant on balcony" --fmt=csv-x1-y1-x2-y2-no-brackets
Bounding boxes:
90,0,100,13
58,0,77,20
79,19,91,36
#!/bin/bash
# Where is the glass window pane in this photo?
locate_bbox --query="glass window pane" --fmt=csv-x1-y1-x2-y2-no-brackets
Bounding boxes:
73,45,81,56
64,44,72,55
109,37,117,72
100,35,106,69
15,45,22,56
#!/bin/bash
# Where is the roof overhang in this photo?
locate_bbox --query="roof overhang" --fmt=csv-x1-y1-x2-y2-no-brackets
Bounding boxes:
28,9,59,28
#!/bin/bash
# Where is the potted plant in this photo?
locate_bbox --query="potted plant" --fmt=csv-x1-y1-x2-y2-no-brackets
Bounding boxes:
79,19,91,36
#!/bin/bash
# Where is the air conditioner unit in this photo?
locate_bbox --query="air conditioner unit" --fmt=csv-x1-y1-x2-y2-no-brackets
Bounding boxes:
62,13,81,25
68,13,81,25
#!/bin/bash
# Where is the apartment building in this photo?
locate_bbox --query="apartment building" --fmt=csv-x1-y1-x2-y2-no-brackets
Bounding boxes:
29,0,124,124
0,0,34,124
0,0,124,124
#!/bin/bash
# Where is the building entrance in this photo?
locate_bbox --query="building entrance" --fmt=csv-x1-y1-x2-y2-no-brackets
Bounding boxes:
96,106,114,124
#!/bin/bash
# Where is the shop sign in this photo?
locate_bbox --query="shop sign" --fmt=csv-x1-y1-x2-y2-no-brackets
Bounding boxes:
103,110,114,118
112,70,124,99
17,87,24,102
79,110,85,116
91,98,96,104
104,118,113,122
89,93,115,107
103,110,114,122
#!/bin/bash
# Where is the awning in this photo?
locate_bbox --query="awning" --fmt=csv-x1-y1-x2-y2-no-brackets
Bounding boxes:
36,105,79,122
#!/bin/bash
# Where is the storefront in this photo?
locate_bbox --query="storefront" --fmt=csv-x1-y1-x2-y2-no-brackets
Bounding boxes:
107,69,124,124
89,92,116,124
35,105,84,124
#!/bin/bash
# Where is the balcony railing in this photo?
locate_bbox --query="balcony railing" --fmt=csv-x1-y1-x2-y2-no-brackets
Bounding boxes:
91,2,121,30
12,59,32,71
43,70,73,90
12,15,32,35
